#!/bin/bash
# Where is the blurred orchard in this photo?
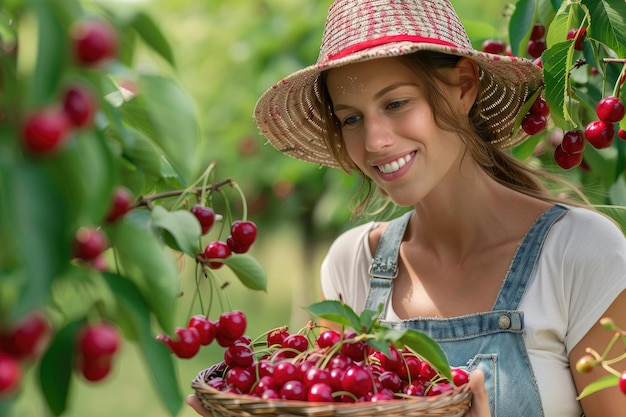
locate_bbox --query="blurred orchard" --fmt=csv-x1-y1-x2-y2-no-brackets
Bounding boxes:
0,0,624,416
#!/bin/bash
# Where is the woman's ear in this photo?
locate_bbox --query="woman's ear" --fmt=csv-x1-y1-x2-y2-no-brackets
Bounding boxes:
455,58,480,115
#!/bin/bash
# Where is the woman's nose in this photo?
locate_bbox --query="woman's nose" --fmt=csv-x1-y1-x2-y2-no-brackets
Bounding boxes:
363,117,393,152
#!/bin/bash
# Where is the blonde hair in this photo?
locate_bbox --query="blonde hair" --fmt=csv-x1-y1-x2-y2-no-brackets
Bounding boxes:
317,51,587,218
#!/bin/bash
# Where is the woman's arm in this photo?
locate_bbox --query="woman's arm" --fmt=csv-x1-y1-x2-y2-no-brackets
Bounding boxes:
186,394,213,417
570,289,626,416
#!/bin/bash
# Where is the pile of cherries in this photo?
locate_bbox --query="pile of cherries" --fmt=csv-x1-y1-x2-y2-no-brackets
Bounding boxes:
186,311,470,404
0,311,121,396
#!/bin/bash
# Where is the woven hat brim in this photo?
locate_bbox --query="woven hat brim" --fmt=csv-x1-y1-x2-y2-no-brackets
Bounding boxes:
254,41,544,168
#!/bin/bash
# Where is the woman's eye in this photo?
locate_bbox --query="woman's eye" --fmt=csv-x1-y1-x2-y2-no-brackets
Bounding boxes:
387,100,405,110
343,115,360,126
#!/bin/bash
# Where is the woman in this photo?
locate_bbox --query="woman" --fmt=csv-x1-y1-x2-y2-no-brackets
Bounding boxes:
189,0,626,415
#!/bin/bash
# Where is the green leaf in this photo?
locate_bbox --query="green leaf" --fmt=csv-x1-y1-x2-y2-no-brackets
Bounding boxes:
103,273,183,416
130,11,176,68
105,221,180,332
509,0,535,57
576,374,619,399
583,0,626,57
120,74,199,182
305,300,362,331
223,254,268,292
543,41,573,128
609,174,626,206
399,329,452,381
38,319,83,416
151,206,202,258
359,308,381,333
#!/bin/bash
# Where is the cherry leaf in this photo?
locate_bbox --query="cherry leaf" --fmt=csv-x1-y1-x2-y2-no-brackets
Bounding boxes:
398,329,452,381
223,254,268,292
305,300,362,331
576,374,619,399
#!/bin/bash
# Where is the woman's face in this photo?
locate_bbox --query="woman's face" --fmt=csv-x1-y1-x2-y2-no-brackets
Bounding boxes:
326,57,467,207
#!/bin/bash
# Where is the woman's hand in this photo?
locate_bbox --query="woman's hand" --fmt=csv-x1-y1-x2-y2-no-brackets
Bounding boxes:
186,394,213,417
466,369,491,417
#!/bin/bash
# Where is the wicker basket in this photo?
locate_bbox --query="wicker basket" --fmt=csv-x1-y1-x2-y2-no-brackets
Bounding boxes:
192,364,472,417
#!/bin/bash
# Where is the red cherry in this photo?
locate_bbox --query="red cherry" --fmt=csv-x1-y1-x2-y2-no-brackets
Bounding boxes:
0,310,50,359
521,113,547,135
561,130,585,154
530,24,546,41
216,310,247,341
226,235,250,254
526,40,546,59
187,315,217,346
273,361,299,386
282,333,309,354
0,354,21,394
530,96,550,117
378,370,401,392
397,355,422,381
619,371,626,395
316,330,341,349
224,343,254,368
73,227,109,261
71,19,119,66
618,128,626,141
190,205,216,235
78,322,120,359
533,57,543,68
225,367,254,393
481,39,506,55
342,365,373,397
451,368,470,387
307,382,334,402
427,381,454,396
280,380,307,401
201,241,231,269
104,186,134,223
267,327,289,347
378,344,403,373
21,108,71,156
62,84,97,128
596,96,625,123
419,362,437,381
585,120,615,149
567,28,586,51
167,327,201,359
79,355,112,382
371,391,394,402
229,221,257,247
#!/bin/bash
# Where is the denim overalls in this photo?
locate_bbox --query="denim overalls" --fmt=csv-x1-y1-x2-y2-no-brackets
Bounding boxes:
364,204,568,417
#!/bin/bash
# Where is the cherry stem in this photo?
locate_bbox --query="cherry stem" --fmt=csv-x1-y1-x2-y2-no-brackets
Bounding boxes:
133,178,233,210
602,58,626,97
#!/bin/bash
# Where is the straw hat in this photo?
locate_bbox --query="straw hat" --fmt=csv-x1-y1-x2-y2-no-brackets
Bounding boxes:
253,0,544,168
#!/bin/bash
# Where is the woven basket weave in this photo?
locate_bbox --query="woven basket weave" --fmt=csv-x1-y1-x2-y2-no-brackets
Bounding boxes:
192,364,472,417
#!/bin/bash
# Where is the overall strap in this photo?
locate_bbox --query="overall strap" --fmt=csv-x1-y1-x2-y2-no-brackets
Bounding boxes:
492,204,568,310
364,210,412,311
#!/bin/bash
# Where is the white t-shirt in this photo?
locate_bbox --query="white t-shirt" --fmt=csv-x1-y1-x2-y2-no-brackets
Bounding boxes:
321,206,626,417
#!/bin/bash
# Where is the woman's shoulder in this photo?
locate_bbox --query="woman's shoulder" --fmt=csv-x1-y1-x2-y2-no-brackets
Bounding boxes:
558,205,625,239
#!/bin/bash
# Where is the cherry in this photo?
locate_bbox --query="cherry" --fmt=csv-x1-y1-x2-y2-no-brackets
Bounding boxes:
596,96,625,123
225,367,254,393
20,108,71,156
378,344,403,373
619,371,626,395
272,361,299,386
280,380,307,401
187,315,217,346
619,128,626,141
190,205,216,235
302,366,330,389
62,83,97,128
0,310,50,359
342,365,374,397
397,354,422,381
227,220,257,253
526,39,546,59
560,130,585,154
200,241,231,269
78,322,120,359
419,361,437,381
575,354,597,374
553,146,583,169
0,354,21,395
79,355,112,382
72,227,109,261
427,381,454,396
104,186,134,223
224,343,255,368
567,28,586,51
267,327,289,347
481,39,506,55
307,382,334,402
530,96,550,117
166,327,200,359
371,391,394,402
216,310,247,341
451,367,470,387
378,370,402,392
316,329,341,349
282,333,309,354
251,375,278,396
521,113,547,135
530,24,546,41
585,120,615,149
403,381,425,396
71,19,118,66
